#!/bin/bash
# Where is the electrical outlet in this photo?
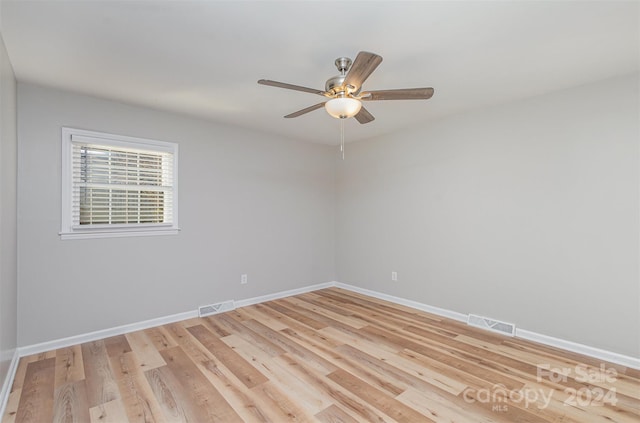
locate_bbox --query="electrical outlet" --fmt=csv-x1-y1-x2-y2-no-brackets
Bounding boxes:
241,274,248,284
391,271,398,281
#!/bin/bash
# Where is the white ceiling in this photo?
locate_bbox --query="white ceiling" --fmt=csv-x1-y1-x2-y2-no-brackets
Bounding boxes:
2,1,638,144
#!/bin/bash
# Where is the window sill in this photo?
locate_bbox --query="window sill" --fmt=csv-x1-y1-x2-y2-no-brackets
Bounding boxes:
59,228,180,240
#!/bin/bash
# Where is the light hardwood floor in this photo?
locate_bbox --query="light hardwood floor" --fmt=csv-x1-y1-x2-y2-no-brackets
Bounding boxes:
3,287,639,422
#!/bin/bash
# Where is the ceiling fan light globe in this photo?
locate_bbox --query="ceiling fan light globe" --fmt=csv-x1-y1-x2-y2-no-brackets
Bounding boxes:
325,97,362,119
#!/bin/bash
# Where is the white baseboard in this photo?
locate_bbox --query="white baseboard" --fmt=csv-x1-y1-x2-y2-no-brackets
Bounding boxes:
0,349,20,420
515,329,640,370
333,281,640,370
18,309,198,357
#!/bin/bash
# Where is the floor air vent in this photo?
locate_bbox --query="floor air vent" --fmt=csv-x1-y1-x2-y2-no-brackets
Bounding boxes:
467,314,516,336
198,300,235,317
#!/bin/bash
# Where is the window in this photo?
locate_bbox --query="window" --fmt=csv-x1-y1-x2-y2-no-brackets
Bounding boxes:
61,128,179,239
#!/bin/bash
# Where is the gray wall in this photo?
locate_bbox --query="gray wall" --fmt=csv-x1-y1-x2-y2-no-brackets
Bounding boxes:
17,83,336,346
14,74,640,359
0,30,18,385
336,73,640,357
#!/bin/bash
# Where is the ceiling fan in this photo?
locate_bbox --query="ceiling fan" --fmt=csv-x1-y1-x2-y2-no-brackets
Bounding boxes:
258,51,434,124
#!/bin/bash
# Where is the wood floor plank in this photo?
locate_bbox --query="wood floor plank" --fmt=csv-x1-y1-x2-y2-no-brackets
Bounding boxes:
54,346,85,388
530,381,640,423
264,350,398,423
251,303,329,335
314,404,359,423
2,387,21,423
103,335,132,358
271,355,336,415
457,386,559,423
298,293,359,317
11,353,49,392
221,335,332,416
282,296,369,329
382,348,470,395
397,387,501,423
207,314,287,358
362,324,527,391
241,319,338,375
226,307,260,323
232,304,289,332
317,325,398,356
187,324,269,389
109,351,166,423
265,301,328,331
403,324,542,375
5,287,638,423
315,289,444,327
143,327,178,352
277,298,373,335
88,399,129,423
52,380,90,423
159,346,243,422
81,340,120,408
333,343,441,396
279,327,343,357
322,288,513,346
307,292,456,338
125,331,167,370
191,359,274,423
162,322,276,422
249,381,316,423
202,316,233,337
144,366,190,422
456,333,640,401
327,368,433,423
397,348,520,393
15,358,56,423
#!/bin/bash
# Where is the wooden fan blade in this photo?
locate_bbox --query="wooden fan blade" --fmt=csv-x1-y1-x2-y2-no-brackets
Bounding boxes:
284,102,326,118
343,51,383,91
258,79,328,96
361,87,434,101
354,106,375,124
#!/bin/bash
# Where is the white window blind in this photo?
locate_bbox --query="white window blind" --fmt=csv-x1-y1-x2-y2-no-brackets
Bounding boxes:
61,128,179,239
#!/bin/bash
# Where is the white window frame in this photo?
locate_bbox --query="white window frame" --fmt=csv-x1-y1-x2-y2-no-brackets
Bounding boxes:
60,127,179,240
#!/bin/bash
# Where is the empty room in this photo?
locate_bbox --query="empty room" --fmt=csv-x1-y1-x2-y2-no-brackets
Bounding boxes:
0,1,638,422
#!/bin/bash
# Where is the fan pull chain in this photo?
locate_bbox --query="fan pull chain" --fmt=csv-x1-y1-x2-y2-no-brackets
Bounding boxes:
340,119,345,160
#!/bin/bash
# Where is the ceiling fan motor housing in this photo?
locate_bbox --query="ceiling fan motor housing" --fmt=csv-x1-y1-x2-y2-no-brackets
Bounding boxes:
325,57,357,96
325,74,347,95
